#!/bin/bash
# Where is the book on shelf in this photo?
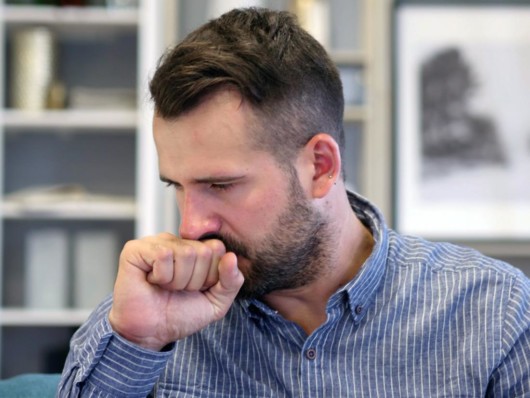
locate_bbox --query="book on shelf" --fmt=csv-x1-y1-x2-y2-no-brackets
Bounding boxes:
24,228,69,309
73,230,118,309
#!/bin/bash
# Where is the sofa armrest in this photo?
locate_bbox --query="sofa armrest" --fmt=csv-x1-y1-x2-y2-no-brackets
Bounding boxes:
0,373,60,397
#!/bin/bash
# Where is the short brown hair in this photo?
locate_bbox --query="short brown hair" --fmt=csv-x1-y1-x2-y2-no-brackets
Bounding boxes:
149,7,345,169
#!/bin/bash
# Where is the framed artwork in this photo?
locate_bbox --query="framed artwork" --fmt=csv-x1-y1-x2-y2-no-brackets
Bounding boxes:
395,3,530,239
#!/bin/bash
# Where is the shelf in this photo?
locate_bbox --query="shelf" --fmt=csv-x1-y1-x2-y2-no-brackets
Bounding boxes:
2,109,138,131
0,0,145,380
2,4,138,27
1,198,136,220
0,308,92,326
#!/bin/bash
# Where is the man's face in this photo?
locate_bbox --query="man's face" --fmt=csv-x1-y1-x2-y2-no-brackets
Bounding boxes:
153,89,330,298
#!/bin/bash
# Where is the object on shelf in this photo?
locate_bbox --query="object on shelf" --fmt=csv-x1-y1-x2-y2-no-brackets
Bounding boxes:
292,0,330,48
73,230,117,309
10,27,57,110
3,184,136,218
2,108,138,130
5,184,97,203
68,87,136,110
4,184,134,211
47,81,67,109
6,1,58,5
6,184,123,204
6,0,94,5
24,228,69,309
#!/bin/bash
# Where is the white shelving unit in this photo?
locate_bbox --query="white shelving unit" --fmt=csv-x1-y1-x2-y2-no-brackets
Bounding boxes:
3,109,138,130
2,4,138,26
1,308,92,326
0,0,166,378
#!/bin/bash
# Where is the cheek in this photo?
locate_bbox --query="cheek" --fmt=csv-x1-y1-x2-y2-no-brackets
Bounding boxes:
228,189,286,234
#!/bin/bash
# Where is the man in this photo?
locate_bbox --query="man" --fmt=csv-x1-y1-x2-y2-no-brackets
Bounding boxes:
59,8,530,397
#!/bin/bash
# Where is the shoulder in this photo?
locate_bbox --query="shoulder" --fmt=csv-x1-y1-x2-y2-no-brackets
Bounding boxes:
387,229,527,280
385,230,530,330
385,229,530,315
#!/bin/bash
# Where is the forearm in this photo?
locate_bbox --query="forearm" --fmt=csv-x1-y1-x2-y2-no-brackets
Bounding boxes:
58,297,173,397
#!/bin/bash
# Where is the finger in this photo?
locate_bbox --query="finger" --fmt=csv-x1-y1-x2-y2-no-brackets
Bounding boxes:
163,243,198,290
200,239,226,290
218,252,244,292
142,236,224,291
141,234,193,288
120,239,171,276
182,243,213,291
122,232,181,277
205,252,244,317
149,239,217,291
145,244,175,285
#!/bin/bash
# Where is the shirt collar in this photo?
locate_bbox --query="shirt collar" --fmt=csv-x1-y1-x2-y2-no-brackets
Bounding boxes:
240,190,390,324
333,190,390,323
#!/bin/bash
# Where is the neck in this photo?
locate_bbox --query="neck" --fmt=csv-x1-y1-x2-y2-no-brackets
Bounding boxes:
262,189,374,335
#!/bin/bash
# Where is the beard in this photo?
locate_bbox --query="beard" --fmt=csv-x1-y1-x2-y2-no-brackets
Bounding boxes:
214,175,332,300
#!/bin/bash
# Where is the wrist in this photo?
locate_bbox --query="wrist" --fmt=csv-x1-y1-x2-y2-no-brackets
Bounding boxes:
108,310,168,352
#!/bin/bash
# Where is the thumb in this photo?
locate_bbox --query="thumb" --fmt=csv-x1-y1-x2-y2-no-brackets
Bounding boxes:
205,252,244,315
218,252,244,291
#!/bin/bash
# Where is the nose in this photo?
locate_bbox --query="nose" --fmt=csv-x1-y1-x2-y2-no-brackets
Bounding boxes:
177,191,221,240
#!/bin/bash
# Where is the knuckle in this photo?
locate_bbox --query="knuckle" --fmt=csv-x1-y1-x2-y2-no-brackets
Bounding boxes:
120,239,138,259
203,239,226,256
156,232,175,241
195,244,213,262
122,239,136,251
177,244,197,262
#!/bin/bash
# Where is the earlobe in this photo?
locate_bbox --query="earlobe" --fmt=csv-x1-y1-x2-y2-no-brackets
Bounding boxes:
305,133,341,198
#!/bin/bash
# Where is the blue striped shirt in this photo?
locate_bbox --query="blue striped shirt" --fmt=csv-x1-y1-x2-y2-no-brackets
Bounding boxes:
58,192,530,397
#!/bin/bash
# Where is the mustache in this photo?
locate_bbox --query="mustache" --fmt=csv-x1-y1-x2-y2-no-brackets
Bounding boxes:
198,233,250,258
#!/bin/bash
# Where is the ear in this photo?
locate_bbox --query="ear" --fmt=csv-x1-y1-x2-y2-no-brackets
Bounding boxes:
302,133,341,199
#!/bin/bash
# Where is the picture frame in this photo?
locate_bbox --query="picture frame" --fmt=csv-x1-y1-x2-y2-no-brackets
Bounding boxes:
395,3,530,239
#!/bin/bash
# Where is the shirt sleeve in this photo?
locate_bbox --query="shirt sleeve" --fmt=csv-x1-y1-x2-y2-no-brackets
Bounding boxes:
57,295,174,397
487,274,530,397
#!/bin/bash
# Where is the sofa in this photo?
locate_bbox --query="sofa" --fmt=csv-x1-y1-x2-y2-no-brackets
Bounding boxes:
0,373,60,397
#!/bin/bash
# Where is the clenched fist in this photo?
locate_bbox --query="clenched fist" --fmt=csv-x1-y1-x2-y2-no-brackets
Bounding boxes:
109,233,244,351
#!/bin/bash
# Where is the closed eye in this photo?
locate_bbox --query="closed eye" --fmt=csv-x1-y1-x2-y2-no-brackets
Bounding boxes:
210,183,234,191
160,175,244,192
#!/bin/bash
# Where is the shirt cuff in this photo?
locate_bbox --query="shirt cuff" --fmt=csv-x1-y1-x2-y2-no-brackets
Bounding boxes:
85,319,174,397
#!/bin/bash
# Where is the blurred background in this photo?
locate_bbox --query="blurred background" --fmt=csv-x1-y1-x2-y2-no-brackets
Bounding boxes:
0,0,527,378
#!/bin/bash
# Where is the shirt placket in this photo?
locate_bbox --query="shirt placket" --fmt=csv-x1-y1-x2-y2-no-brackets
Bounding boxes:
298,304,345,398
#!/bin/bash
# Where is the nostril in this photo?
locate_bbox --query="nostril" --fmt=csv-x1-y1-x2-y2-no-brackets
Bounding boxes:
179,221,222,242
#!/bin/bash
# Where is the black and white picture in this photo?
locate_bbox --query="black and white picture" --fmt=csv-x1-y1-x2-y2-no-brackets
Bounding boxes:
396,5,530,239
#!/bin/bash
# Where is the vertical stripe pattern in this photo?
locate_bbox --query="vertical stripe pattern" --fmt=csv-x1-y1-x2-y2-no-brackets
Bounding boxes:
58,192,530,397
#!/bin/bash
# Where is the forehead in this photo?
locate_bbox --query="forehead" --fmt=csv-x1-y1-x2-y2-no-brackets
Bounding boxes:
154,89,254,144
152,89,276,178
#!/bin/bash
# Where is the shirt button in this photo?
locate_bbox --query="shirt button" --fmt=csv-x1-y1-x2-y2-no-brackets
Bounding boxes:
355,305,363,315
305,348,317,360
